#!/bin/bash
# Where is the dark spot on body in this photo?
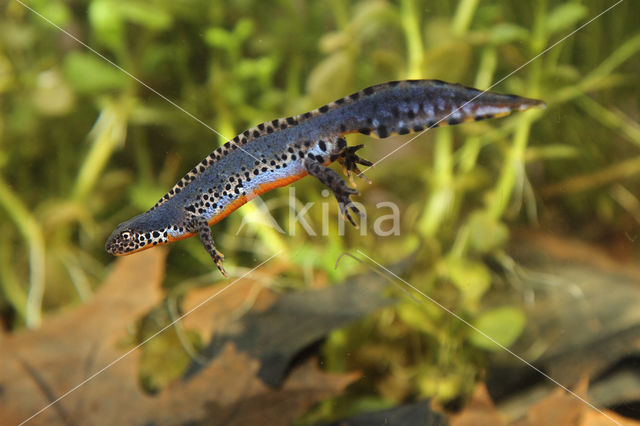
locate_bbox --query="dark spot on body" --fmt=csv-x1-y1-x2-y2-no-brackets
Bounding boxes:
319,105,329,113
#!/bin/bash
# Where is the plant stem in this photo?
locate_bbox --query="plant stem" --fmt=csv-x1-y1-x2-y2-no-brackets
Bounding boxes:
401,0,424,79
0,177,45,328
72,100,129,200
452,0,479,37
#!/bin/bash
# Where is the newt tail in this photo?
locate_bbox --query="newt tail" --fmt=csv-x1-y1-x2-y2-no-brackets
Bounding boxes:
106,79,545,276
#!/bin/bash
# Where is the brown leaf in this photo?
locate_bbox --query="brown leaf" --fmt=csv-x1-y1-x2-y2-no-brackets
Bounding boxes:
450,383,506,426
452,379,637,426
0,249,359,425
520,379,588,426
0,248,166,425
507,379,634,426
180,272,278,343
152,343,359,426
581,410,640,426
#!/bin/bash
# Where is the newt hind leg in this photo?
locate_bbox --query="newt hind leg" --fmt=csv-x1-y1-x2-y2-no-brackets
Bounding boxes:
337,142,373,184
304,156,363,227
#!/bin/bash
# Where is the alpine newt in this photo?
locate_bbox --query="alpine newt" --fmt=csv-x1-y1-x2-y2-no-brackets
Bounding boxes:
106,79,545,276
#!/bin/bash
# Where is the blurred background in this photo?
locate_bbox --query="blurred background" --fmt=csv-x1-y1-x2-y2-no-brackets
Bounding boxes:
1,0,640,424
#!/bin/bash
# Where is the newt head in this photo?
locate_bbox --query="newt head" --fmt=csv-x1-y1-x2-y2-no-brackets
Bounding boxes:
105,212,169,256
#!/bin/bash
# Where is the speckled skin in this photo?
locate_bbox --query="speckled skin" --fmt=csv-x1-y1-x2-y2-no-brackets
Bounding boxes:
106,79,545,276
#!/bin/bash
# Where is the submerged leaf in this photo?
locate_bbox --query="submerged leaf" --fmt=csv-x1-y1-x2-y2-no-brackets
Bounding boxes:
546,3,588,36
444,257,491,305
468,306,526,351
63,52,128,93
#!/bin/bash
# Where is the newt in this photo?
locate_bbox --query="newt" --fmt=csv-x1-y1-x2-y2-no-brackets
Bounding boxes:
106,79,545,276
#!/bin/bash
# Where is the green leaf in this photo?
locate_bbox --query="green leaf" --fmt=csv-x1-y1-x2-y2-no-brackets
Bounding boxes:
397,303,441,335
467,211,508,254
469,306,526,351
118,2,172,30
34,1,70,27
444,257,491,304
233,18,254,41
204,27,233,48
488,23,529,45
546,3,588,36
63,52,128,94
89,0,124,51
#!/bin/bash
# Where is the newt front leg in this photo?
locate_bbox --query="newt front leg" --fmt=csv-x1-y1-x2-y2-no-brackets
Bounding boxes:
190,216,228,277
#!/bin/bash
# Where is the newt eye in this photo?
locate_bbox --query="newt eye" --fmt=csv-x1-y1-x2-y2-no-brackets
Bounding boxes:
121,231,132,240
